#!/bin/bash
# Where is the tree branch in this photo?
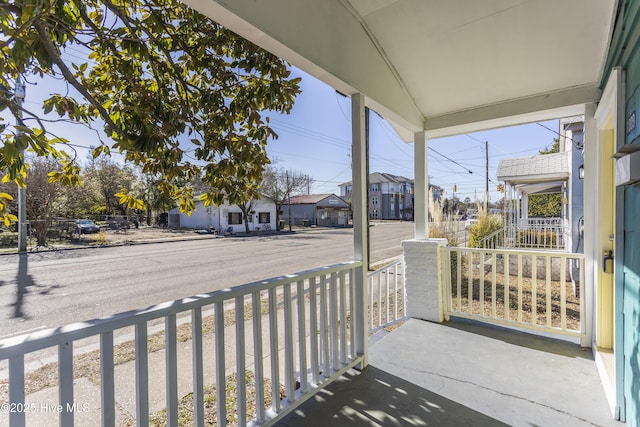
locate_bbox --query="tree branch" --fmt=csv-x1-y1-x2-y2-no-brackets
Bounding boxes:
32,17,139,142
101,0,194,112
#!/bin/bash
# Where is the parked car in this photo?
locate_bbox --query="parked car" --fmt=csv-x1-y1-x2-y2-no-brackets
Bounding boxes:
76,219,100,234
465,216,478,229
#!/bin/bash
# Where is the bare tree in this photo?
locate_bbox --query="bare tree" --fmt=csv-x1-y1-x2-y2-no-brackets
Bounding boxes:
261,167,312,230
25,158,63,246
84,155,138,217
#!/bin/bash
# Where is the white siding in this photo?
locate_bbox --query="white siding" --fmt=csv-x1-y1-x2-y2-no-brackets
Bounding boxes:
169,198,276,233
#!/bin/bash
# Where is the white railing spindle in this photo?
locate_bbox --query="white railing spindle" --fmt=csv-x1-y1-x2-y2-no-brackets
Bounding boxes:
268,288,280,412
58,341,74,427
349,268,357,360
135,322,149,427
235,296,247,427
8,355,25,427
100,331,115,427
215,301,227,425
251,291,265,424
165,314,178,426
192,308,205,427
297,280,308,393
319,275,329,378
329,273,339,372
339,271,347,365
283,284,295,403
308,278,319,385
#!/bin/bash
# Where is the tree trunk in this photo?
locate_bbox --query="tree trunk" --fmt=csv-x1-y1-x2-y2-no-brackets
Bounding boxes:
244,212,251,233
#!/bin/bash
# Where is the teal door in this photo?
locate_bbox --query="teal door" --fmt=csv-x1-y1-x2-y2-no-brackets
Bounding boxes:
623,184,640,425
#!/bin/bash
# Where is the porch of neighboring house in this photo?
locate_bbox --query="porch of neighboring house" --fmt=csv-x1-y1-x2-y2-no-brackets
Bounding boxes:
487,151,572,251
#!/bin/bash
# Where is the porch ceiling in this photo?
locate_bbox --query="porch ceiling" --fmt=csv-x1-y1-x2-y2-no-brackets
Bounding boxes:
183,0,616,139
515,182,565,195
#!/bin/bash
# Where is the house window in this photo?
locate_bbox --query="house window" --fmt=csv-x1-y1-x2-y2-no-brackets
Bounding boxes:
228,212,242,224
345,185,352,194
371,196,378,205
370,209,379,219
370,183,379,192
258,212,270,223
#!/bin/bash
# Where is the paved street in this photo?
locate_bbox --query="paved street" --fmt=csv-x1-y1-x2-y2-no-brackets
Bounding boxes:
0,222,414,339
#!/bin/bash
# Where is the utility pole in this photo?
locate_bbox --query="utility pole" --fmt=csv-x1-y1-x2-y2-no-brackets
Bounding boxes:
15,76,27,252
286,170,292,231
484,140,489,213
452,184,456,216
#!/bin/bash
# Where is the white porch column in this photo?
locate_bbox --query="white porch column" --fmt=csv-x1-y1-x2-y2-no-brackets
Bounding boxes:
414,131,428,239
516,188,521,225
351,93,369,366
521,192,529,221
402,131,447,322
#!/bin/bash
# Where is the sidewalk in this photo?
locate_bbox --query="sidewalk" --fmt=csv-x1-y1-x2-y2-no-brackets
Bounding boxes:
0,226,300,255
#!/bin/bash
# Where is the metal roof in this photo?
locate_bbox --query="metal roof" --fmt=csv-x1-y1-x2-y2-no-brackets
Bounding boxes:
340,172,413,186
286,194,348,205
496,152,569,184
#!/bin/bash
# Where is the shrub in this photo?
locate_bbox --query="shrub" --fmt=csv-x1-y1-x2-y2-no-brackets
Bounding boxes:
468,214,503,248
0,231,17,248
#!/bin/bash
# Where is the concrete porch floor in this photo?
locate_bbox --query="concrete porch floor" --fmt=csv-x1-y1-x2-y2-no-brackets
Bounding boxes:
278,318,620,427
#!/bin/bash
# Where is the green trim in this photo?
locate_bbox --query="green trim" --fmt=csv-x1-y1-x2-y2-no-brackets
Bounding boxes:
602,0,640,87
615,186,625,422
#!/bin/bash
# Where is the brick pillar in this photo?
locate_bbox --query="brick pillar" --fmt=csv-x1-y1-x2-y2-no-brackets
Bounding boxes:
402,239,448,322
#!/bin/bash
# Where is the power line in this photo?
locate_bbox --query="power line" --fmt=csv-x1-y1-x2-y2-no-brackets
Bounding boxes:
536,122,583,149
465,133,485,145
429,146,473,174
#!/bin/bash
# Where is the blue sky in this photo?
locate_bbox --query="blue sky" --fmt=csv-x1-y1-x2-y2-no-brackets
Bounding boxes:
17,65,562,204
266,67,562,203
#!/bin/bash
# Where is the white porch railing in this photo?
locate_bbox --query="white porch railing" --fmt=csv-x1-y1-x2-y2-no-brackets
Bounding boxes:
0,262,364,427
481,227,506,249
511,217,567,250
442,247,585,338
368,257,406,333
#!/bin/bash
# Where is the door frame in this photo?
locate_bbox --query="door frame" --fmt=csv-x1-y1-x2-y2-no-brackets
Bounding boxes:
585,67,626,421
594,66,626,421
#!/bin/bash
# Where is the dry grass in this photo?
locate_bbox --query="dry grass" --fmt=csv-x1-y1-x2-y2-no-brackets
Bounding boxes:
130,371,285,427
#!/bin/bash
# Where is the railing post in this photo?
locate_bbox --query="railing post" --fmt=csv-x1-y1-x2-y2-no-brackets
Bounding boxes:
402,239,448,322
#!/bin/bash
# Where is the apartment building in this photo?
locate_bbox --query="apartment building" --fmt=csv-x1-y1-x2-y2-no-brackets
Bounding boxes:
340,172,441,220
